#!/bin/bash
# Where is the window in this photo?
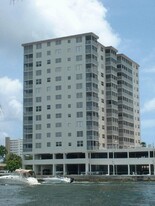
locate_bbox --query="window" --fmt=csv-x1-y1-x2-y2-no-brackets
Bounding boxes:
56,85,61,90
67,57,71,61
76,74,82,80
36,124,41,130
76,92,83,98
76,102,83,108
55,76,61,81
36,79,41,84
56,142,62,147
68,133,71,137
56,113,62,118
77,131,83,137
55,40,61,45
76,83,82,89
77,112,83,118
76,46,82,52
36,43,42,49
68,76,71,80
36,143,41,148
47,142,51,147
56,132,62,137
47,123,51,128
55,49,61,54
36,106,41,112
47,86,51,92
47,114,51,119
47,105,51,109
47,42,51,46
36,97,41,102
47,68,51,73
47,60,51,64
36,115,41,121
76,55,82,61
55,58,61,63
47,78,51,82
76,121,83,127
68,85,71,89
55,67,62,72
36,52,42,58
68,114,71,117
55,104,62,109
47,51,51,55
76,64,82,71
68,142,72,146
55,122,62,127
67,66,71,71
76,36,82,43
68,104,71,108
36,133,41,139
36,88,41,94
55,94,62,100
47,96,51,101
77,141,83,147
36,61,42,67
68,95,71,99
36,70,42,76
47,133,51,138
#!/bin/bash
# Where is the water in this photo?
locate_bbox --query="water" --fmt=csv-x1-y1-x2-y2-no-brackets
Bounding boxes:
0,182,155,206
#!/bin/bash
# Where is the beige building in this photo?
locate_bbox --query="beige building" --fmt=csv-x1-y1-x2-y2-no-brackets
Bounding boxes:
5,137,23,157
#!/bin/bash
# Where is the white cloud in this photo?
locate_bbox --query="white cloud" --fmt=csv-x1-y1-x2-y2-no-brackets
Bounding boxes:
33,0,120,46
1,0,120,48
141,98,155,113
0,77,23,145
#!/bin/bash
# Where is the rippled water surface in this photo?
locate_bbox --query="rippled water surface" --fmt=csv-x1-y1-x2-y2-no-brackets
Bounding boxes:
0,181,155,206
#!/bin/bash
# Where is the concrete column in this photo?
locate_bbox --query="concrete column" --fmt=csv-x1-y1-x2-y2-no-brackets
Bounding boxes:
63,164,66,175
107,165,110,175
149,164,151,175
53,164,55,176
128,164,130,175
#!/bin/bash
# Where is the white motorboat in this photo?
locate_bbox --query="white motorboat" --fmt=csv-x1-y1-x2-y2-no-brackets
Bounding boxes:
42,176,74,184
0,169,40,185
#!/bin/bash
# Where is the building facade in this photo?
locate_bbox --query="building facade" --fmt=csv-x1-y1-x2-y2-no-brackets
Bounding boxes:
5,137,23,157
22,32,141,174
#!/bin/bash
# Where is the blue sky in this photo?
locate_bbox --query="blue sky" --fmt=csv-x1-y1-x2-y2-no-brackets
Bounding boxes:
0,0,155,146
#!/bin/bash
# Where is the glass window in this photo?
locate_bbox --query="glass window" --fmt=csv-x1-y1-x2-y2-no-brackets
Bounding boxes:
77,112,83,118
76,74,82,80
55,58,61,63
55,113,62,118
76,102,83,108
77,131,83,137
56,132,62,137
36,143,41,148
55,104,62,109
56,85,61,90
76,55,82,61
77,141,83,147
76,83,82,89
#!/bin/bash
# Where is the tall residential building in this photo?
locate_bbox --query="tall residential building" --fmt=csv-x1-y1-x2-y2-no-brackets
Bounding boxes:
22,32,140,174
5,137,23,157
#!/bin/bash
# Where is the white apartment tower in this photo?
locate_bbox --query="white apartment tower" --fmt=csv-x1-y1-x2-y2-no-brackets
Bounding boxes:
22,33,140,174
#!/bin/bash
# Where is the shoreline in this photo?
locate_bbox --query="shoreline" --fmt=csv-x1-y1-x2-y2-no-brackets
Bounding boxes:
37,174,155,182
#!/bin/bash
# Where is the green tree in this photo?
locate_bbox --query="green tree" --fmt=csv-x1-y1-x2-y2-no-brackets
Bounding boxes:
141,142,146,147
0,145,7,160
5,153,22,172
